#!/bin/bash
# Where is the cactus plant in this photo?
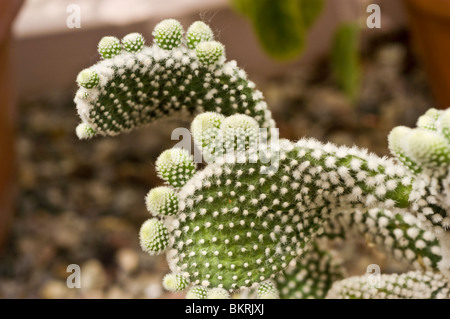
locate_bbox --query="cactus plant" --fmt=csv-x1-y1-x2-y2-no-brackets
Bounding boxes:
139,111,448,297
74,19,450,299
73,20,274,139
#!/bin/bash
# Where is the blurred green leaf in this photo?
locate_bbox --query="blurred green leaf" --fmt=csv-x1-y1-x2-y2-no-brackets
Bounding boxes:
232,0,323,61
296,0,323,29
331,22,361,101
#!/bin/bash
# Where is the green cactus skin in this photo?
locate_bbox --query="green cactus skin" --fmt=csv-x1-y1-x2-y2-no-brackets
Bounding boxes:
275,242,345,299
326,271,450,299
323,209,442,271
164,139,411,291
74,19,275,139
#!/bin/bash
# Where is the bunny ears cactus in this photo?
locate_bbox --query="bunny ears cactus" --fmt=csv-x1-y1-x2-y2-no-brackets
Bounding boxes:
73,18,450,299
138,112,446,298
73,19,274,139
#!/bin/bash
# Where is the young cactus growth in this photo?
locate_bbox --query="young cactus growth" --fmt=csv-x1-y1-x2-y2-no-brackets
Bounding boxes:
186,21,214,49
98,36,121,59
76,69,99,89
162,273,190,292
195,41,225,66
186,286,208,299
122,33,145,53
73,19,274,139
153,19,184,50
75,123,95,140
257,281,279,299
155,148,196,188
145,186,179,216
139,218,169,255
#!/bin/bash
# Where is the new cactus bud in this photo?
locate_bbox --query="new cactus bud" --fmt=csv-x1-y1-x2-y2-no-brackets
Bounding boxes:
196,41,225,66
191,112,225,148
75,123,95,140
76,69,99,89
98,36,121,59
155,148,196,187
139,218,169,255
186,286,208,299
187,21,214,49
145,186,179,216
191,112,225,162
404,129,450,167
388,126,420,173
122,33,145,53
153,19,184,50
221,114,259,154
257,281,279,299
206,287,230,299
162,273,190,292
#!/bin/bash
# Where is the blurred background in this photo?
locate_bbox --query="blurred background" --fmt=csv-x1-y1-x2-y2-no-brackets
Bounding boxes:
0,0,449,298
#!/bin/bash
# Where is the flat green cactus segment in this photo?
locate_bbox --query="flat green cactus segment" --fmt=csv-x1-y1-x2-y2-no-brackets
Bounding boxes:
232,0,323,60
326,271,450,299
324,209,442,271
74,45,273,137
275,242,345,299
166,139,412,291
